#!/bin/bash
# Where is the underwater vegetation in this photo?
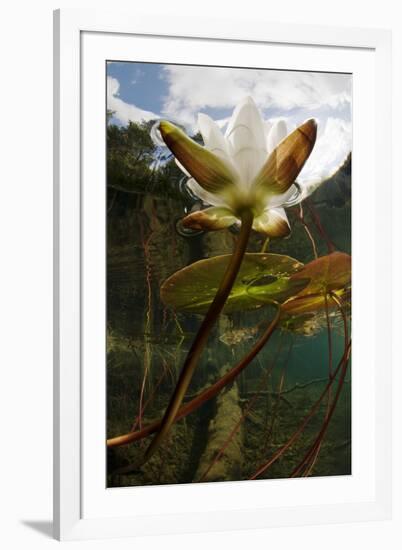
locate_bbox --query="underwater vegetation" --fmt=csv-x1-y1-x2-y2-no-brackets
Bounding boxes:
106,97,351,486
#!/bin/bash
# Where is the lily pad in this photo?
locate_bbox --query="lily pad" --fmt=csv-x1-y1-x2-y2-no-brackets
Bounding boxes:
160,253,305,315
246,274,311,304
282,252,351,316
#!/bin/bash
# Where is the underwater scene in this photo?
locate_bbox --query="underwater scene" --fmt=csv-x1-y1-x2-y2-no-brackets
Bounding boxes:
106,62,352,487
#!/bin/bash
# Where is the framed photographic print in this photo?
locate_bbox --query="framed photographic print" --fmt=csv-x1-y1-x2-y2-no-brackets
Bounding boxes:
54,8,392,540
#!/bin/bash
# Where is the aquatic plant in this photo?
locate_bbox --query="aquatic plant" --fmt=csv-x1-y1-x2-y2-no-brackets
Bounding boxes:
160,97,317,236
249,293,351,480
142,98,320,461
108,97,352,479
160,253,306,314
107,252,351,456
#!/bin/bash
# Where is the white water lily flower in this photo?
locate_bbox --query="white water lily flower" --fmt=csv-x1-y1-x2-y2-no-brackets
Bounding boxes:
158,96,318,237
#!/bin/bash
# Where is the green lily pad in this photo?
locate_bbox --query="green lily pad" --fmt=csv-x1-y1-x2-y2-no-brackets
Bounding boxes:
282,252,351,316
160,253,305,315
246,274,311,304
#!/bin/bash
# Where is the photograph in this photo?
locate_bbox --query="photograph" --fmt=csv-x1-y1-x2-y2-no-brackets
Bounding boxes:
105,60,352,487
0,1,397,546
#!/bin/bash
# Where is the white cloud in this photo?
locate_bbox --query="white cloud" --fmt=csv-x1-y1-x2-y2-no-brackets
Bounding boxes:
107,76,158,125
299,116,352,184
158,65,352,181
160,65,351,128
106,69,352,181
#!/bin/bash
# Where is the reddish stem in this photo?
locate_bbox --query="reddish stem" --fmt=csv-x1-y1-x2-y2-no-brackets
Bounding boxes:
297,203,318,259
299,293,334,476
249,341,351,480
130,367,168,433
290,292,349,477
250,292,350,480
265,348,289,444
304,200,336,254
302,293,334,475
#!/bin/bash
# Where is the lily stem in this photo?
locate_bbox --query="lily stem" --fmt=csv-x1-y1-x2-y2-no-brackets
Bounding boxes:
143,209,254,462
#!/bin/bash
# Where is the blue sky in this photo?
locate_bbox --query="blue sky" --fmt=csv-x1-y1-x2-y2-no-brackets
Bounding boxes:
107,62,241,126
107,61,352,180
107,62,166,117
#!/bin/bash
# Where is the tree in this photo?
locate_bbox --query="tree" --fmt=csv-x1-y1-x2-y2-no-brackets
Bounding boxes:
107,120,157,194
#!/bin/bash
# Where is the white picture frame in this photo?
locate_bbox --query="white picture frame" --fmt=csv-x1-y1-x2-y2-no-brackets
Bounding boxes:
53,8,392,541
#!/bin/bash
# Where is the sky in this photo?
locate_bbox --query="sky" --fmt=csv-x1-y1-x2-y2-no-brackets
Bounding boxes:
106,61,352,180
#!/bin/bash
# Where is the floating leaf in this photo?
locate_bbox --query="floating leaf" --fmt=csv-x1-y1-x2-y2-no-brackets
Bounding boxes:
282,252,351,316
160,253,305,314
246,274,310,304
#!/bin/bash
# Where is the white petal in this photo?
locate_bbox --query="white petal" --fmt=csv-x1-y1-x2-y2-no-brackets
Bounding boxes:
293,176,329,204
252,207,291,237
266,185,298,209
225,97,267,185
197,113,231,162
263,120,273,142
291,178,322,204
279,184,303,207
267,120,288,154
182,206,237,231
231,147,267,189
187,178,227,207
226,97,266,148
